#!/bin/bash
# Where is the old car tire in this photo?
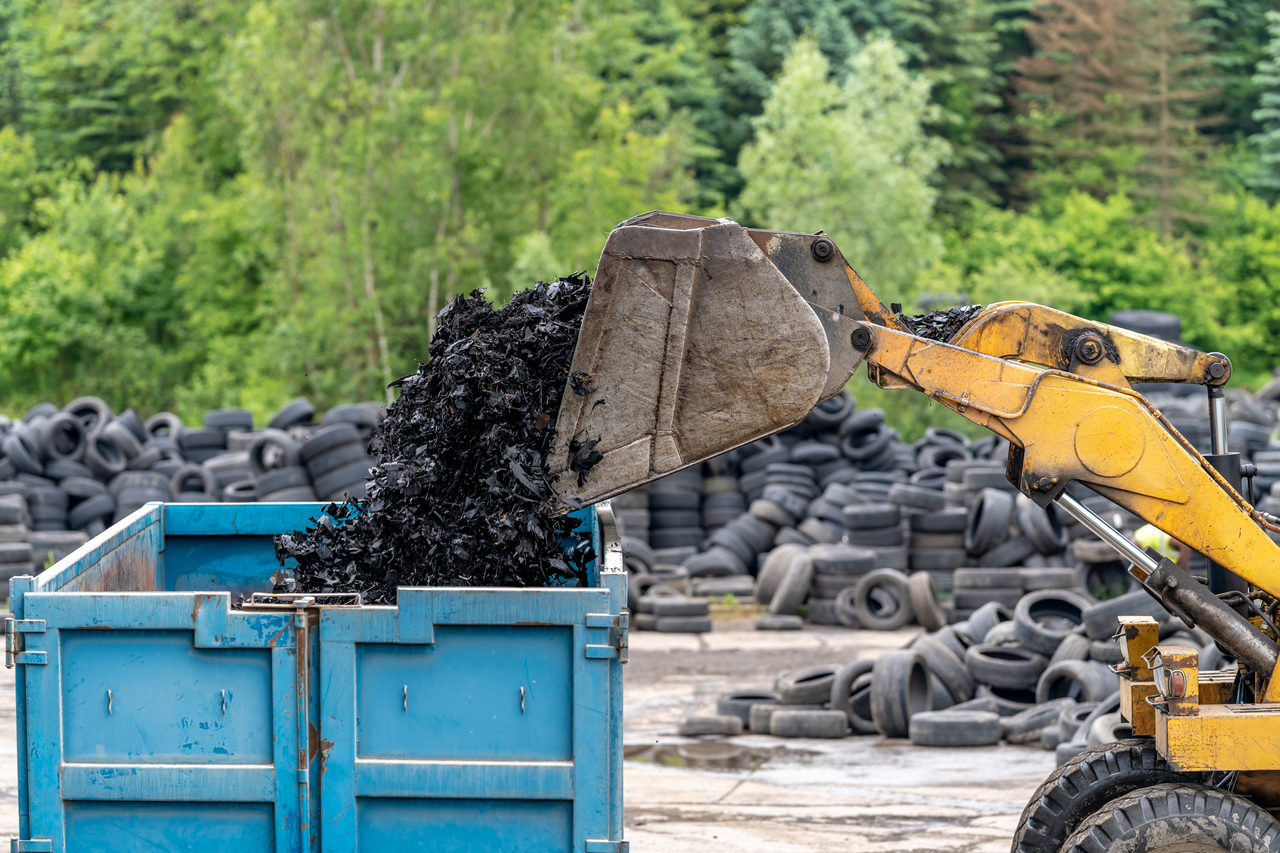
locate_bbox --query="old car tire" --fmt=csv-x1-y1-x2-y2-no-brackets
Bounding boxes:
908,571,947,631
770,553,815,616
870,649,931,738
964,644,1048,690
966,488,1014,554
829,660,877,733
853,568,913,630
967,601,1013,646
776,665,841,705
716,691,779,726
908,710,1001,747
1037,659,1114,704
770,709,849,738
1015,590,1091,656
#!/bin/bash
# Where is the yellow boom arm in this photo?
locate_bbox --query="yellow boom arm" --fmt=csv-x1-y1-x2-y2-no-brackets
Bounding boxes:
851,320,1280,596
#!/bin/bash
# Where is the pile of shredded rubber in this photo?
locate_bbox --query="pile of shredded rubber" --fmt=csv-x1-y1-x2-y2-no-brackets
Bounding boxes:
273,276,595,604
897,304,984,342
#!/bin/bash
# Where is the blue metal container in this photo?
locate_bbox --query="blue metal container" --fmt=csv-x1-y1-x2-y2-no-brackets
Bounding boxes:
7,502,627,853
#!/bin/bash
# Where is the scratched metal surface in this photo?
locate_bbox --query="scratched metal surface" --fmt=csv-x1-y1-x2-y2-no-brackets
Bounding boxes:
6,502,625,853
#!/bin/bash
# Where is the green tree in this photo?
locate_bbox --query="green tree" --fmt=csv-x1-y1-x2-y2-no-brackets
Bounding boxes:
737,35,948,295
1251,11,1280,197
1018,0,1219,234
14,0,244,174
1199,0,1274,141
220,0,695,406
0,117,273,418
1197,190,1280,382
888,0,1006,217
717,0,867,198
575,0,726,208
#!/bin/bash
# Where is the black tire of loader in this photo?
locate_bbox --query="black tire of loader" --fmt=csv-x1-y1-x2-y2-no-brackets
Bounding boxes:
1011,738,1201,853
1062,782,1280,853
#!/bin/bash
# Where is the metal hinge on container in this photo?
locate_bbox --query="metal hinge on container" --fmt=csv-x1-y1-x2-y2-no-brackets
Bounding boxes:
5,619,47,668
584,841,628,853
583,613,629,663
11,838,53,852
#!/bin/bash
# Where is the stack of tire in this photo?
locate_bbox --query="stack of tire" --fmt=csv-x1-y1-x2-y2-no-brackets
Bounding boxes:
632,586,712,634
686,512,774,586
612,383,1188,629
0,397,389,585
612,488,650,545
247,427,315,502
299,423,379,502
952,565,1077,613
700,475,745,533
647,470,704,562
953,490,1071,620
0,492,34,580
842,502,907,570
803,543,878,625
624,547,713,634
696,587,1211,750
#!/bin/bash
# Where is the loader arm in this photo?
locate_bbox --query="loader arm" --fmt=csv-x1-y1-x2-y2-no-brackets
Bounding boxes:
944,302,1232,388
850,320,1280,595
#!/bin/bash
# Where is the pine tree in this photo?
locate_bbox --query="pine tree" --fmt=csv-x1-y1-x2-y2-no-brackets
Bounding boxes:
891,0,1006,216
1133,0,1218,235
985,0,1041,210
1251,11,1280,197
718,0,866,198
580,0,724,206
1017,0,1218,234
1198,0,1274,141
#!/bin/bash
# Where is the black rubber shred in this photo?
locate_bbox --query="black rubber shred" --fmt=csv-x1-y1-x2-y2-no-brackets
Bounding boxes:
271,275,596,605
896,304,985,342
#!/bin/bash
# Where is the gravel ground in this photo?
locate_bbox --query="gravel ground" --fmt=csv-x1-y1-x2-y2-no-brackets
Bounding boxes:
624,618,1056,852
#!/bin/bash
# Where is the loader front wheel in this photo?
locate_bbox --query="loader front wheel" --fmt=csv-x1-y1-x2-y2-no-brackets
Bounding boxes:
1061,782,1280,852
1012,739,1199,853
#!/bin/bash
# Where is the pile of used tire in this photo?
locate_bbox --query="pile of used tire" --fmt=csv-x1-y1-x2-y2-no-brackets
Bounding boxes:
618,308,1280,635
685,593,1216,755
0,397,384,580
615,396,1147,635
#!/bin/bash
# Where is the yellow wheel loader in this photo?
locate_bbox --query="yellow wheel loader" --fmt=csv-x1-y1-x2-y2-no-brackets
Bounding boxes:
551,211,1280,853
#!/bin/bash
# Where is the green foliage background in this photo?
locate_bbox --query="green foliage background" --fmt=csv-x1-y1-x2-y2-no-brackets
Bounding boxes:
0,0,1278,433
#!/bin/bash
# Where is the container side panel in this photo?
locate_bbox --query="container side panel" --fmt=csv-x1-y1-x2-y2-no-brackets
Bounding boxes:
62,630,273,764
65,800,275,852
26,627,64,849
354,798,570,853
41,518,161,594
164,535,282,595
164,503,329,536
356,626,572,761
572,624,612,850
318,639,358,850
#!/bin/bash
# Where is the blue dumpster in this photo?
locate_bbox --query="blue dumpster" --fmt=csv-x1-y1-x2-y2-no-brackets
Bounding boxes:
7,502,627,853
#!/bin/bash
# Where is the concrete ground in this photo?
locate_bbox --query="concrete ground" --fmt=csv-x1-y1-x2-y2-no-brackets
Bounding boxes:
0,662,15,841
0,616,1054,851
624,617,1055,852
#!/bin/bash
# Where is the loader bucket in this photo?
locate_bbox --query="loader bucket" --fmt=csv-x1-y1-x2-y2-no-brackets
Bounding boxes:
549,212,872,508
